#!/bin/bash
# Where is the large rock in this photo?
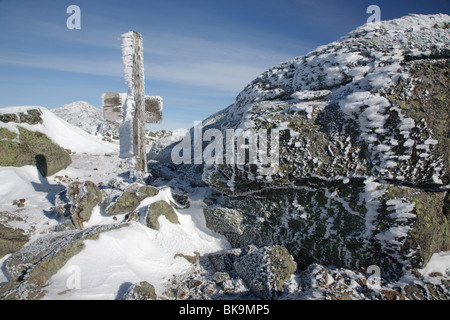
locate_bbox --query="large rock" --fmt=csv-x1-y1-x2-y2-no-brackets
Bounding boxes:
67,181,103,229
234,246,297,300
0,109,71,177
204,183,449,279
120,281,157,300
203,17,450,194
0,212,29,259
159,15,450,282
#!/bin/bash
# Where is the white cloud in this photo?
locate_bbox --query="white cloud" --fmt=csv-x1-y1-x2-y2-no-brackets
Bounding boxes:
0,11,311,95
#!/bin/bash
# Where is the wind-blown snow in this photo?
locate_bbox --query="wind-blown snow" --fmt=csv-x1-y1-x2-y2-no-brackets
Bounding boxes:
43,187,230,299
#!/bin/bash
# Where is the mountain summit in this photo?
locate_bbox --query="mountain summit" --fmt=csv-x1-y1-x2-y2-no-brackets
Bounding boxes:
151,14,450,297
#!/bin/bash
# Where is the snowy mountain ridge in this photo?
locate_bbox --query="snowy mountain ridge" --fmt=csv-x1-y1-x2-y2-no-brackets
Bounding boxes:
51,101,104,135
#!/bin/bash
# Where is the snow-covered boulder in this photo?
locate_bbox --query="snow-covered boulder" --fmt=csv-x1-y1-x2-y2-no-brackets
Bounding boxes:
189,14,450,281
203,14,450,194
0,108,72,176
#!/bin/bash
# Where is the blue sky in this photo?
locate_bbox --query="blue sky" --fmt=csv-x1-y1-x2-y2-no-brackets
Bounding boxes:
0,0,449,130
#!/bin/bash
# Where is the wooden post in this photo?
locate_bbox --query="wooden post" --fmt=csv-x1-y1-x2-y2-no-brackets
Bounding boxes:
102,31,163,177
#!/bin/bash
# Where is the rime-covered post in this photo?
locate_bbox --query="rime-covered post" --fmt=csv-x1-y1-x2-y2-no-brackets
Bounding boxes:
120,31,147,174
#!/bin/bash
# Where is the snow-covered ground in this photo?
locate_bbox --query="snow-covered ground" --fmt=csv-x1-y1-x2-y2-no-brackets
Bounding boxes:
0,106,230,299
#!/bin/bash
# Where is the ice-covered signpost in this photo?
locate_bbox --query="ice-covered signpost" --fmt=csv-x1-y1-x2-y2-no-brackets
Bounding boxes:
102,31,162,179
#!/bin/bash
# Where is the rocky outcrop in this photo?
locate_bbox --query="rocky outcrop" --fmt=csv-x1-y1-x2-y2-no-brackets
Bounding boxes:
194,14,450,282
0,109,72,177
145,200,180,230
106,185,159,215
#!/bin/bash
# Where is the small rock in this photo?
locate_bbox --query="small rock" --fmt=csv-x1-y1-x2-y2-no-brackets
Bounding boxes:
12,199,26,208
174,251,200,265
145,200,179,230
121,281,157,300
213,272,231,285
188,279,203,289
176,289,187,300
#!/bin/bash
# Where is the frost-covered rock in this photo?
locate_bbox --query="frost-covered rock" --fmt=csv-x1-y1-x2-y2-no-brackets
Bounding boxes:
144,200,180,230
234,246,297,300
106,185,159,215
202,14,450,194
208,245,258,272
67,181,103,229
181,14,450,282
120,281,157,300
0,224,126,300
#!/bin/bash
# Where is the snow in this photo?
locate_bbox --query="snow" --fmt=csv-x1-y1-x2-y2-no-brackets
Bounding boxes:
120,31,136,95
419,251,450,280
2,13,450,300
0,104,231,299
43,187,229,299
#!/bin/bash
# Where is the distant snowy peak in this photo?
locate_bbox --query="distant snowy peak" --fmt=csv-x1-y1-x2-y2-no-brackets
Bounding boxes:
51,101,103,135
52,101,121,139
0,106,118,155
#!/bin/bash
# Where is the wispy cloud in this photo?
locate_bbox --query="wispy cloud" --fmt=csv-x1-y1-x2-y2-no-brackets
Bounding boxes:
0,17,307,94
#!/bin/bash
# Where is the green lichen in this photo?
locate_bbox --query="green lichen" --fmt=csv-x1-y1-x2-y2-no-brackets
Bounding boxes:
0,128,18,140
107,186,159,215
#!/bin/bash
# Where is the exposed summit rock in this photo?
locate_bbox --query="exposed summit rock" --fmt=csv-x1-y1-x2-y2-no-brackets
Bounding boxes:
153,14,450,283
